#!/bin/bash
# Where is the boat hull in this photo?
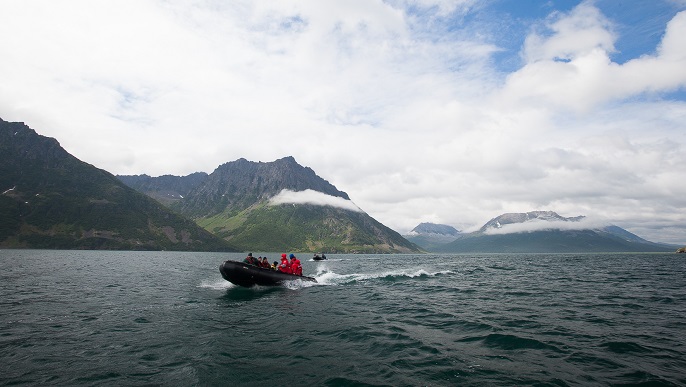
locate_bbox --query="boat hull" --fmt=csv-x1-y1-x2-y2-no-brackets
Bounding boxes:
219,260,317,288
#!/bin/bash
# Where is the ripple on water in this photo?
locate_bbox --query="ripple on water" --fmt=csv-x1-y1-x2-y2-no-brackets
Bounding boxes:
600,341,653,354
475,333,566,353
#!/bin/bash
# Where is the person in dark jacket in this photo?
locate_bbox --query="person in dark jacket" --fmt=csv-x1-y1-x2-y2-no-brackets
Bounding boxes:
243,253,259,266
260,257,271,269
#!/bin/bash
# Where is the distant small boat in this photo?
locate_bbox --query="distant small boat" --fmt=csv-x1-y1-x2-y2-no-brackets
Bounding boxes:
313,253,327,261
219,260,317,288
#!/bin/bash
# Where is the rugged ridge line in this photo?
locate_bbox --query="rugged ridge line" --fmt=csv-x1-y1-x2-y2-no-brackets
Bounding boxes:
120,157,421,253
175,156,350,219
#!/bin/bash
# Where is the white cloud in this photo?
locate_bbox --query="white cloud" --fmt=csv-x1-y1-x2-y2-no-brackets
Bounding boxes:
523,2,616,63
269,189,364,212
484,217,611,235
502,8,686,112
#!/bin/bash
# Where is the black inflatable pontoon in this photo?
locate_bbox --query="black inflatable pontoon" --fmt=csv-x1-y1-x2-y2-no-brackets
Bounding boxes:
313,254,327,261
219,260,317,288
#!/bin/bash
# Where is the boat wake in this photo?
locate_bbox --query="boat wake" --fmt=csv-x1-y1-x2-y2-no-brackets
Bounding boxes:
200,266,452,290
281,278,319,290
198,277,235,290
313,268,453,286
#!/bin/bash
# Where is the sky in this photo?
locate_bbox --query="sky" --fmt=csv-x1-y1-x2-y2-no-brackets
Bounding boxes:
1,0,685,244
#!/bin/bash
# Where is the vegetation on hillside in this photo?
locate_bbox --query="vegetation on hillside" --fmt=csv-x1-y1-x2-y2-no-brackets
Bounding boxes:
0,119,237,251
120,157,422,253
197,201,421,253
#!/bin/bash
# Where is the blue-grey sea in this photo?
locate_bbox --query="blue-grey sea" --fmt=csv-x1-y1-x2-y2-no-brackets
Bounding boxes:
1,250,685,386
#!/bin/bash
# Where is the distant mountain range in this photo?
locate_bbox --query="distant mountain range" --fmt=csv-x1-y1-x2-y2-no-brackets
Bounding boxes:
404,211,676,253
2,117,679,253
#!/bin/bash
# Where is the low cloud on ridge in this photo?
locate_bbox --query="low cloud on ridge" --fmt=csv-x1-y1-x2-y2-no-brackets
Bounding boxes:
484,217,611,235
269,189,363,213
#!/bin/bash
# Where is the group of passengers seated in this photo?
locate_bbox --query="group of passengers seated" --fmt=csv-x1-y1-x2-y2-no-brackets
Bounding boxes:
243,253,272,269
243,252,303,276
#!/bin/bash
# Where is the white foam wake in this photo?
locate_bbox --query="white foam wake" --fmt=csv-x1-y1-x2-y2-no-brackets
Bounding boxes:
198,278,235,290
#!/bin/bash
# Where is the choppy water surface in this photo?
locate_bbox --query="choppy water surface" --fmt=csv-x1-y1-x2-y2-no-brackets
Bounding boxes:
1,250,685,386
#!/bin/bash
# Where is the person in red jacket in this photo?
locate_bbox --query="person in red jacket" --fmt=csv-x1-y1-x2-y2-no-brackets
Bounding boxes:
289,253,302,276
278,253,291,274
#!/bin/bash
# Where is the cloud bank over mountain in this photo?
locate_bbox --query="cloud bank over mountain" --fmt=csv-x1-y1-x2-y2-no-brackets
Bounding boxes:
269,189,363,213
483,217,611,235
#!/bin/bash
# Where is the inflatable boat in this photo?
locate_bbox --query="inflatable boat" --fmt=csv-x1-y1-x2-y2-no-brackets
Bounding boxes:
219,260,317,287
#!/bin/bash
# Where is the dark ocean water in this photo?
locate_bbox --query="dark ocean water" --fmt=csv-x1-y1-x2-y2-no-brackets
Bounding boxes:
1,250,685,386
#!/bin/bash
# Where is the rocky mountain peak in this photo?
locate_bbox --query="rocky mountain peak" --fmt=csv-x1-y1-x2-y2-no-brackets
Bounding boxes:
410,222,460,236
177,156,350,218
480,211,583,232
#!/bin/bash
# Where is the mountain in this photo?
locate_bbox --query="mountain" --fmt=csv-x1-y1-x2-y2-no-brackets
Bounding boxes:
120,157,422,253
404,222,461,251
478,211,584,231
118,172,207,207
411,222,460,236
174,157,351,217
410,211,674,253
0,118,237,251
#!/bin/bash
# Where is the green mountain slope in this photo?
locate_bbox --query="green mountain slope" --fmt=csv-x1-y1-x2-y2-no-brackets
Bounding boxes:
197,201,418,253
120,157,422,253
0,118,237,251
